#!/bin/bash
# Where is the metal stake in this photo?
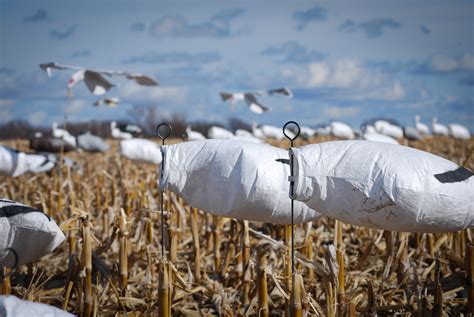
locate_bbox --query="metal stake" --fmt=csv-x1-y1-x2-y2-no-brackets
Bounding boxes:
283,121,300,283
156,123,172,259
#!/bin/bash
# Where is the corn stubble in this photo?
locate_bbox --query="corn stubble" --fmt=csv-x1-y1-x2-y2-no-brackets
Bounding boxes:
0,136,472,315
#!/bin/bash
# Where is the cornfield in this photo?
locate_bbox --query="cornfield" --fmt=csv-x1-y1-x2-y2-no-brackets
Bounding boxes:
1,135,473,316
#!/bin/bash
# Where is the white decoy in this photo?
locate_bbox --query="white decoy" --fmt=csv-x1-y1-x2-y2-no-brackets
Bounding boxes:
448,123,471,140
315,125,331,136
415,115,430,135
40,62,158,96
120,138,162,164
0,295,73,316
299,126,316,140
261,125,288,140
94,97,120,107
0,145,56,177
374,120,404,139
207,126,234,139
0,198,65,267
185,125,206,141
289,140,474,233
52,122,77,148
110,121,133,140
252,123,265,139
77,132,110,152
233,129,264,143
329,121,354,139
362,132,399,144
159,139,320,224
431,117,449,136
404,126,422,141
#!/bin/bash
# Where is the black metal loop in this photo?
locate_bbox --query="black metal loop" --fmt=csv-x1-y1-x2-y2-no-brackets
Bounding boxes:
283,121,300,142
155,123,172,143
2,247,19,277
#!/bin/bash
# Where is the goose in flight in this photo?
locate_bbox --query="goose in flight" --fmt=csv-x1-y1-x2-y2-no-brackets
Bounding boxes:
94,97,120,107
219,87,293,114
39,62,158,96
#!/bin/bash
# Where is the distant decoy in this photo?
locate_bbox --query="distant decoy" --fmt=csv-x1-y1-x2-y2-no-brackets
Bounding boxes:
289,140,473,232
431,117,449,136
185,125,206,141
415,115,430,135
0,145,56,177
52,122,76,148
403,126,422,141
77,132,110,152
299,126,316,140
110,121,141,139
0,295,73,316
233,129,264,143
39,62,158,95
261,125,289,140
374,120,403,139
448,123,471,140
29,137,75,153
207,126,234,139
361,124,398,144
94,97,120,107
120,138,162,164
329,121,354,139
0,198,65,266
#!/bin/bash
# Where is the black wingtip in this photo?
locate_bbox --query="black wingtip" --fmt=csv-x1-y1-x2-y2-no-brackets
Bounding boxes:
434,166,473,183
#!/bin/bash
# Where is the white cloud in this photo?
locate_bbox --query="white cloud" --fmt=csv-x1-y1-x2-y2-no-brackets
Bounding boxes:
322,106,360,118
67,99,87,113
429,53,474,72
353,81,406,101
28,110,47,125
0,99,15,107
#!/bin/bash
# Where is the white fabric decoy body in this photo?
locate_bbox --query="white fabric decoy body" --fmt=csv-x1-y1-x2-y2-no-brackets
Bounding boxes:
415,115,430,135
0,295,74,317
207,126,234,139
77,132,110,152
120,139,162,165
299,126,316,140
260,125,288,140
185,125,206,141
0,198,65,267
233,129,264,143
329,121,354,139
110,121,133,140
432,117,449,136
403,127,422,141
159,140,320,224
289,141,473,233
448,124,471,140
374,120,403,139
52,122,77,148
0,146,56,177
362,132,399,144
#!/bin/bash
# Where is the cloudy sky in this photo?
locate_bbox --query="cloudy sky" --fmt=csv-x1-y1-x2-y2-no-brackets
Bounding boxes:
1,0,473,131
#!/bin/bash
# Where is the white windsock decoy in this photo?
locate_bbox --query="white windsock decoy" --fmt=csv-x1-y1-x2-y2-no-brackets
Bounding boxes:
185,125,206,141
94,97,120,107
52,122,77,148
77,132,110,152
404,126,422,141
329,121,354,139
252,123,265,139
259,125,287,140
207,126,234,139
415,115,430,135
448,123,471,140
39,62,158,96
120,138,162,164
233,129,264,143
0,198,65,267
110,121,133,140
431,117,449,136
299,126,316,140
0,145,56,177
0,295,74,316
374,120,403,139
362,132,399,144
315,125,331,136
288,140,473,233
159,140,320,224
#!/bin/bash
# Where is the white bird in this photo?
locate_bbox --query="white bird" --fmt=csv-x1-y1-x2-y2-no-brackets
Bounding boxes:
431,117,449,136
77,132,110,152
415,115,430,135
448,123,471,140
94,97,120,107
0,198,65,267
0,295,73,317
329,121,354,139
185,125,206,141
39,62,158,96
110,121,133,140
362,132,399,144
233,129,264,143
404,126,422,141
0,145,56,177
120,138,162,164
261,125,288,140
267,87,293,98
315,125,331,136
207,126,234,139
290,140,474,233
252,123,265,139
374,120,403,139
51,122,77,148
220,87,293,114
299,126,316,140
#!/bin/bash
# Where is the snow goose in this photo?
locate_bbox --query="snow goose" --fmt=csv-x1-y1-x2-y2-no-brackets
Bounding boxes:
448,123,470,140
52,122,76,148
329,121,354,139
185,125,206,141
0,145,56,177
207,126,234,139
120,138,162,164
415,115,430,135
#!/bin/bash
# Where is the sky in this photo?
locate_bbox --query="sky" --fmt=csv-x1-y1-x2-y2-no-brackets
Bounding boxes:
0,0,473,131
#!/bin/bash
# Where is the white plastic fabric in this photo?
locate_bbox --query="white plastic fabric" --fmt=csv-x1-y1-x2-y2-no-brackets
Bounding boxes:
0,146,55,177
120,139,162,165
159,140,320,224
0,199,65,267
0,295,74,317
290,141,473,233
77,132,110,152
330,122,354,139
207,126,234,139
362,132,399,144
260,125,287,140
448,124,470,140
374,121,403,139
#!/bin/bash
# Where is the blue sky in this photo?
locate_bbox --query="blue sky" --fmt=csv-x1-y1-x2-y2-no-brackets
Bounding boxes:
0,0,473,131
